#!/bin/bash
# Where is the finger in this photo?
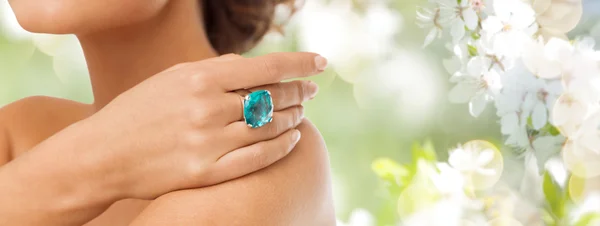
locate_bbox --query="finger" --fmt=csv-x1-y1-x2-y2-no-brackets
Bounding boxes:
213,52,328,91
163,62,192,73
224,106,304,148
223,81,317,122
217,93,246,125
250,81,318,111
209,129,301,184
210,54,244,62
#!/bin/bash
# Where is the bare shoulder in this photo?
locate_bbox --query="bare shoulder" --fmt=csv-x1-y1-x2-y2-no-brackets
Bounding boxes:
0,96,92,159
0,96,91,122
130,119,336,226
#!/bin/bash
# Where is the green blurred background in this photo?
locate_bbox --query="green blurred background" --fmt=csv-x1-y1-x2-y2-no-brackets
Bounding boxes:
1,0,599,224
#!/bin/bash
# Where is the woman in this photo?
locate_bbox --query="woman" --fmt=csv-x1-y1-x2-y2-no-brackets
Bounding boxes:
0,0,335,225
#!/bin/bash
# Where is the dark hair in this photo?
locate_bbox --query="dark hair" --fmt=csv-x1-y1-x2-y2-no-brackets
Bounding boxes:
203,0,297,54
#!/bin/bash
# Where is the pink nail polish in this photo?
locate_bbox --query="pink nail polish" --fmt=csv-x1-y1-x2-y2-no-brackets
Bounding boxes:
314,55,328,71
292,130,301,143
307,81,319,100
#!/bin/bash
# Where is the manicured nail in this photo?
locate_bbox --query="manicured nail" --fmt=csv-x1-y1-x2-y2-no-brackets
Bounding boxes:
292,129,302,143
298,106,305,121
306,81,319,100
314,55,328,71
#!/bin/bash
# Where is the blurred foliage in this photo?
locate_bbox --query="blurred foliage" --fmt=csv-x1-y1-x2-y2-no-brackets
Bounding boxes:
370,141,441,225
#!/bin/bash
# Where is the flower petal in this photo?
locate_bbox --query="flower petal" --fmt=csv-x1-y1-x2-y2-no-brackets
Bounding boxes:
552,94,588,137
492,0,513,20
467,56,486,77
448,148,469,167
476,167,497,176
532,101,548,130
531,0,552,14
482,16,504,34
541,28,569,43
483,70,503,94
562,140,600,178
449,82,479,103
453,44,469,60
522,39,562,79
451,20,466,43
522,93,537,114
569,79,600,105
505,127,530,148
469,94,488,117
578,132,600,155
476,149,495,165
537,0,583,33
462,8,479,30
423,28,439,47
500,113,519,135
532,136,565,172
544,38,573,62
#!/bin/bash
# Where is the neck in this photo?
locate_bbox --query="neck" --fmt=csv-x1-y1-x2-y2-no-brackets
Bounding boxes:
77,1,218,109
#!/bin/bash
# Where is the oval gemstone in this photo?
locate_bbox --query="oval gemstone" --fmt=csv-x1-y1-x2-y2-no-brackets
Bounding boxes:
243,90,274,128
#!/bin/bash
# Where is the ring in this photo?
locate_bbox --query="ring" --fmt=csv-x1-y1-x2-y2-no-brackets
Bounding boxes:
241,89,274,128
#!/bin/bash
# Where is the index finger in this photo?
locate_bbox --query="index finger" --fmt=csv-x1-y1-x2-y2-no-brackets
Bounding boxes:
213,52,328,91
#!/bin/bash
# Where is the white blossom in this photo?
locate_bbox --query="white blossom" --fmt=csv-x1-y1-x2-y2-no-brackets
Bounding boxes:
399,161,471,226
443,43,470,77
561,111,600,178
473,32,516,72
564,38,600,104
495,61,531,146
417,6,443,47
486,183,543,225
522,37,564,79
522,78,562,130
549,38,600,139
436,0,479,43
401,200,463,226
532,136,567,171
531,0,583,40
552,93,594,137
414,0,596,221
519,153,544,204
448,56,502,117
481,0,537,58
448,146,496,176
545,158,568,187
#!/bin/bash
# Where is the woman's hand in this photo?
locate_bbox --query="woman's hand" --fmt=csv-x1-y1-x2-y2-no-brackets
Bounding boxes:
0,53,326,226
83,52,326,200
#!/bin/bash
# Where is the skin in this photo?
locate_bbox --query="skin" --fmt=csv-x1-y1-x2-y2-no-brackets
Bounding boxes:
0,0,335,225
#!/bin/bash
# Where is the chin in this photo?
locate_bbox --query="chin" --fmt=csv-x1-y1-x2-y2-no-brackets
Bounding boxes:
11,7,79,34
8,0,168,34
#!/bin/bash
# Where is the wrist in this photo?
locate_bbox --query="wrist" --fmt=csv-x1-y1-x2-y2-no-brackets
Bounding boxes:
0,158,115,225
2,118,125,217
52,118,128,208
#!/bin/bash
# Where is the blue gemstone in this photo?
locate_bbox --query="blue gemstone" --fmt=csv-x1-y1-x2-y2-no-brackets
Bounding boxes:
243,90,274,128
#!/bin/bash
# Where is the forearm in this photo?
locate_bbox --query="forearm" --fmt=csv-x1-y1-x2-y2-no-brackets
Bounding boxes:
0,121,122,226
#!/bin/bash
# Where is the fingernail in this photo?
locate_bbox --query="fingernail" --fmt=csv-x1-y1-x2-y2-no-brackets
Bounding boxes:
314,55,328,72
298,106,305,120
292,129,301,143
306,81,319,100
